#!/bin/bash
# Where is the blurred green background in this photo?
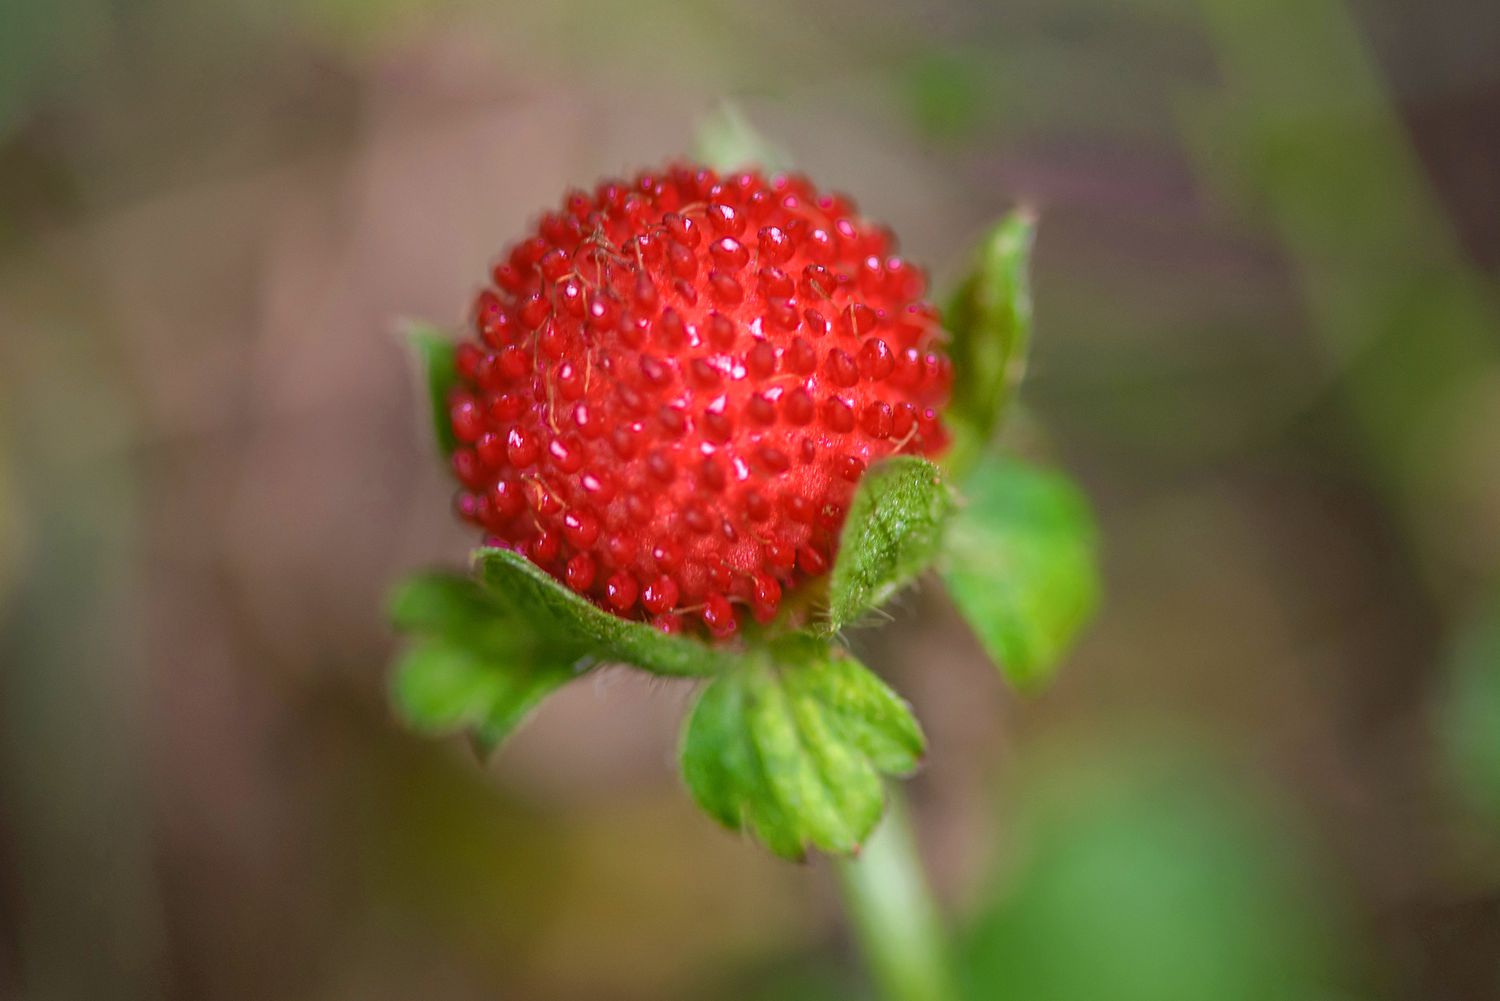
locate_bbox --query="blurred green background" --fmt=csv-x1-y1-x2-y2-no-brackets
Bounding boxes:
2,0,1498,998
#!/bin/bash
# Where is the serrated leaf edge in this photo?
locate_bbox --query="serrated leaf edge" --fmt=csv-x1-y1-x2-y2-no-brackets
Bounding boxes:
679,641,926,859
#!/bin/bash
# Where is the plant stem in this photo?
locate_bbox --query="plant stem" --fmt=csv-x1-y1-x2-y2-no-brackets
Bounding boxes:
834,788,959,1001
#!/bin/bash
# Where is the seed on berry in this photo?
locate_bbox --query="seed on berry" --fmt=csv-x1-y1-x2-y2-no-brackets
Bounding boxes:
861,401,894,439
750,571,782,623
450,397,484,443
562,509,600,548
490,478,525,518
605,572,638,612
707,202,743,236
506,427,540,468
822,396,856,433
702,594,737,638
747,340,777,378
652,539,683,572
859,338,895,380
783,387,815,425
797,545,829,575
654,612,686,634
566,553,597,592
826,348,858,387
642,575,680,615
528,528,561,564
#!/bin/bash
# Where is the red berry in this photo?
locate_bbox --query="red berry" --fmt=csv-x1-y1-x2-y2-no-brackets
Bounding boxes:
565,552,597,593
446,162,950,639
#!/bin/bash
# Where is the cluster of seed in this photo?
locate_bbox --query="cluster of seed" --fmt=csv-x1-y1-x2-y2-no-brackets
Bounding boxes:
446,162,952,639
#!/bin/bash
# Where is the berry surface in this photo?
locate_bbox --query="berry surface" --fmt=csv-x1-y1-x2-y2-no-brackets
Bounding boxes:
446,162,951,638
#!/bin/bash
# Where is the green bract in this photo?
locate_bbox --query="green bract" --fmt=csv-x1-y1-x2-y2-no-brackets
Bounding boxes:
473,546,735,677
694,100,792,174
680,635,925,859
824,457,953,634
943,210,1035,477
392,643,578,755
406,322,460,458
388,573,587,752
940,457,1099,690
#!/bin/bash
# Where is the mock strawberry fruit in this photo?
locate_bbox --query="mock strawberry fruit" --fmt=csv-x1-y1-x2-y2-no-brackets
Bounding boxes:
446,162,952,638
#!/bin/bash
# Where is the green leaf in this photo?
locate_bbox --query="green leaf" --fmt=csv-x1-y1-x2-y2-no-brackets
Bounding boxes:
390,570,594,750
903,49,988,142
694,101,792,174
960,747,1345,1001
680,636,925,859
389,572,589,753
406,321,460,458
390,571,506,637
392,641,580,754
391,571,587,661
1439,596,1500,828
474,546,738,677
825,457,953,634
942,210,1036,475
939,456,1098,690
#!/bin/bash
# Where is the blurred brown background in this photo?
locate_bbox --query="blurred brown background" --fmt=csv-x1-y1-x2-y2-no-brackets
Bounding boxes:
2,0,1499,999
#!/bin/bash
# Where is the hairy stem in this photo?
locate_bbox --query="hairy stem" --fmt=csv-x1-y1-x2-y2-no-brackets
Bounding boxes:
834,789,958,1001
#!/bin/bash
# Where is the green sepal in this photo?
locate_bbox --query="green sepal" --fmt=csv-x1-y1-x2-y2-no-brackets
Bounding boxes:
390,571,590,662
939,456,1099,690
942,210,1036,477
474,546,738,677
823,456,953,634
392,641,580,755
679,634,925,859
406,321,460,458
694,101,791,174
388,572,589,753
